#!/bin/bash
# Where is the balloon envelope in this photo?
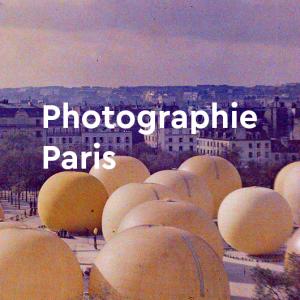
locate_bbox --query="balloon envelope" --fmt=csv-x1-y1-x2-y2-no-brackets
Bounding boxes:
89,225,230,300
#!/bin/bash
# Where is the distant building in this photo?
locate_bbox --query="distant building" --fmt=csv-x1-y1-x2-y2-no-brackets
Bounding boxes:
82,126,132,153
44,118,82,151
145,127,196,153
44,117,132,153
0,101,43,143
197,127,300,166
144,104,196,153
264,98,293,138
197,128,271,166
271,138,300,164
0,101,133,154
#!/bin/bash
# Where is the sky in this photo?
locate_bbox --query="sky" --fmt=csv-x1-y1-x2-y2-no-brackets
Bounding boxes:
0,0,300,88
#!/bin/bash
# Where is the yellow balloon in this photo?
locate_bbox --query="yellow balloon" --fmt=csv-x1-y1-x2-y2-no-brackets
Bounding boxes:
38,171,108,234
0,228,83,300
145,169,214,217
0,221,28,230
179,155,242,218
281,165,300,225
90,156,150,195
118,199,224,258
218,187,293,255
102,182,176,240
274,161,300,195
89,225,230,300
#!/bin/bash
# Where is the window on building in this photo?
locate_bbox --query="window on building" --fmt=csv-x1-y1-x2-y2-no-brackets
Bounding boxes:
49,138,53,144
69,138,72,144
116,137,121,143
62,137,66,144
189,137,193,143
169,137,172,143
36,131,42,137
265,143,269,148
257,152,261,157
257,143,261,148
179,138,183,143
125,137,130,143
85,137,89,144
249,152,253,158
36,119,41,126
249,143,253,148
99,137,104,143
190,145,193,151
179,146,183,151
93,137,97,143
108,145,113,151
169,146,173,152
292,155,297,161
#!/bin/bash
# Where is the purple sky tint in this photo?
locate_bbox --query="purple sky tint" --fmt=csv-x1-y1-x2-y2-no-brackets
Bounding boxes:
0,0,300,88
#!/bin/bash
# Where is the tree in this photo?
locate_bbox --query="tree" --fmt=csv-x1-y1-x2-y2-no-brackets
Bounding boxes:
240,161,283,188
0,132,62,193
222,147,241,168
252,254,300,299
131,142,155,157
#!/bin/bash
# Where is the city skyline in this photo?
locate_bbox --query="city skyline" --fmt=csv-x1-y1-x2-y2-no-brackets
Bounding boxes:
0,1,300,88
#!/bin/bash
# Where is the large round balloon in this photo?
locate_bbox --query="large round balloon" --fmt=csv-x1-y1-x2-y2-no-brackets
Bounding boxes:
118,199,224,258
89,225,230,300
90,156,150,195
102,183,176,240
0,221,28,230
218,187,293,255
274,161,300,195
281,166,300,225
145,170,214,217
285,228,300,270
179,155,242,218
38,171,108,234
0,228,83,300
0,205,4,221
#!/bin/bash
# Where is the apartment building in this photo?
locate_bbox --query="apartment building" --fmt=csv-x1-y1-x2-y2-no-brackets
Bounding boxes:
0,101,43,143
82,126,132,152
144,127,196,153
0,101,133,153
44,118,82,151
197,128,300,166
197,129,271,165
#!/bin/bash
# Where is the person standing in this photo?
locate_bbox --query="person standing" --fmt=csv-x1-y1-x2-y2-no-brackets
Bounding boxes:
93,228,98,250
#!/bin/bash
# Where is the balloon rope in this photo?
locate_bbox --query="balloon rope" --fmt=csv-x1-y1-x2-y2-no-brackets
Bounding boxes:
181,234,205,297
180,173,192,197
213,159,220,180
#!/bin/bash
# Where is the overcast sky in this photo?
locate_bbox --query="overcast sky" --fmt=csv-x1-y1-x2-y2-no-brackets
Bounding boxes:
0,0,300,88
